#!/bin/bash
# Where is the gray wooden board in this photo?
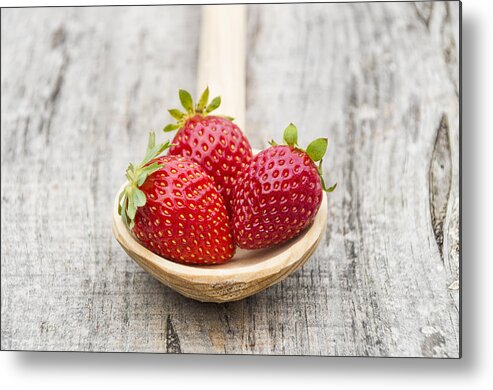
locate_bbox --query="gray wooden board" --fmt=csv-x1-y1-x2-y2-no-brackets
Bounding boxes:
1,2,460,357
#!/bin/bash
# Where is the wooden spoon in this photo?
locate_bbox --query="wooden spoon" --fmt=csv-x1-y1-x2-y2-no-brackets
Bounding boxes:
111,5,328,302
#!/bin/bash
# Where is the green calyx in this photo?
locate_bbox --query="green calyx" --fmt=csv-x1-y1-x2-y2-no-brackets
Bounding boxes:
163,87,233,133
275,123,337,193
118,132,172,229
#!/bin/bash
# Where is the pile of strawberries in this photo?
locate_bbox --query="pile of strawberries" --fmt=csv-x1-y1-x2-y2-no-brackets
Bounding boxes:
119,88,336,265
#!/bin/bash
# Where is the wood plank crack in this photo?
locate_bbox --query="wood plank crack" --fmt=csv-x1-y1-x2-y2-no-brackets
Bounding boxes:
413,1,434,31
429,114,452,260
165,315,182,353
39,25,70,146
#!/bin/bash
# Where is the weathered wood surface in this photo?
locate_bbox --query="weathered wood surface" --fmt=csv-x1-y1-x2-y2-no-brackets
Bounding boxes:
1,2,460,357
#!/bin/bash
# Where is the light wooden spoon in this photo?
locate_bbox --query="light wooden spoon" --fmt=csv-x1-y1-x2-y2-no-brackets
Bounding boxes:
111,5,328,302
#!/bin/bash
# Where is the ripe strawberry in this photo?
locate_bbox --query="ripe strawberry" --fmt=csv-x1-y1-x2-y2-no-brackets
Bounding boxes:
163,88,252,214
232,124,336,249
119,132,235,265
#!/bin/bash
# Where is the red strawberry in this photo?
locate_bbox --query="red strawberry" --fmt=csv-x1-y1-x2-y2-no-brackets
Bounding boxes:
232,124,336,249
119,132,235,265
163,88,252,214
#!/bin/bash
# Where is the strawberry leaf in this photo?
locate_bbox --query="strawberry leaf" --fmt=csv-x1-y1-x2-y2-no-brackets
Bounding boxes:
148,131,156,148
133,188,146,207
205,96,221,113
317,160,337,193
127,195,137,220
142,135,171,166
283,123,298,147
320,175,337,193
119,132,171,230
118,189,125,215
306,138,328,162
326,182,337,192
121,197,129,228
163,123,180,133
168,109,186,121
137,161,164,186
125,163,136,182
140,161,163,175
197,86,209,112
179,89,194,114
136,175,146,187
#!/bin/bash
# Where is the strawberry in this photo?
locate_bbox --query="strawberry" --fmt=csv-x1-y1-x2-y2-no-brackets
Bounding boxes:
232,124,336,250
119,132,235,265
163,88,252,214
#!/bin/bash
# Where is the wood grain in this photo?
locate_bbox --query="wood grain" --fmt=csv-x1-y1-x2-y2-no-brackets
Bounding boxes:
1,2,460,356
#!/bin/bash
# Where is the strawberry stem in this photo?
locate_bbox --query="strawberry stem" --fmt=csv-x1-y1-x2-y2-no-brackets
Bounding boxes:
118,132,172,229
163,87,223,133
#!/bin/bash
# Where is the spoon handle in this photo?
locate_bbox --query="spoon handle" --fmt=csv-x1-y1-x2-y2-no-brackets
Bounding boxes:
197,5,246,129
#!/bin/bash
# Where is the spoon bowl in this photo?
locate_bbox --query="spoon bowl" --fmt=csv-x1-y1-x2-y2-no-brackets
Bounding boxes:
112,187,327,303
